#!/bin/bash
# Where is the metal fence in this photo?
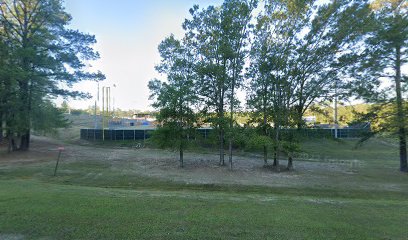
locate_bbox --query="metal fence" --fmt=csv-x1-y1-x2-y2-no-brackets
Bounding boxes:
292,128,369,138
80,127,369,141
80,129,154,141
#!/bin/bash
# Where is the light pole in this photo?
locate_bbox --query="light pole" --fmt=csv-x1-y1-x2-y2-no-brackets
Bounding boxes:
94,82,100,129
334,82,338,138
112,84,117,117
102,86,110,141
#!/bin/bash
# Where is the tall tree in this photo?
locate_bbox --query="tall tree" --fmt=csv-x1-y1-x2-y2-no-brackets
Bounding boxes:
246,0,369,169
0,0,104,150
246,21,275,166
223,0,256,170
348,0,408,172
287,0,368,130
247,0,305,169
183,0,255,168
149,35,198,168
0,15,22,150
183,4,227,166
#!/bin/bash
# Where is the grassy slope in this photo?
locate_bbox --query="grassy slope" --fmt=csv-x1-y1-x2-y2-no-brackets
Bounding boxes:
1,180,407,240
0,138,407,239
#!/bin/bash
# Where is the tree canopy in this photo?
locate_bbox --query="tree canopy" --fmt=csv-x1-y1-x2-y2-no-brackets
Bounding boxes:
148,0,408,172
0,0,104,151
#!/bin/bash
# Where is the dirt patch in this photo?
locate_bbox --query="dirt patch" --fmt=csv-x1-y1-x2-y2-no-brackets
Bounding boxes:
0,234,25,240
0,137,62,165
1,136,398,192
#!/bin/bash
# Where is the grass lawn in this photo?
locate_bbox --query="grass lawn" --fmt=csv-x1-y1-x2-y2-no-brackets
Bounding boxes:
0,137,407,239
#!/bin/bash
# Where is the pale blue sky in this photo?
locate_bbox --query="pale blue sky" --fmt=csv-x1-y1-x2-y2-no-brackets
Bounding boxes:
62,0,408,111
63,0,222,110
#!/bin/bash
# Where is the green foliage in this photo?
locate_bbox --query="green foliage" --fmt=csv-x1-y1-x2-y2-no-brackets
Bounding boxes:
148,35,198,165
183,1,257,165
32,100,69,134
246,134,274,151
149,124,196,150
244,0,367,168
60,101,70,114
342,0,408,171
147,0,395,169
305,103,370,126
280,131,301,155
0,0,105,150
346,0,407,101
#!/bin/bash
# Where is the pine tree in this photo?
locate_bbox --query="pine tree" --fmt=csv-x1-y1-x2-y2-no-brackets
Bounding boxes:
348,0,408,172
0,0,104,150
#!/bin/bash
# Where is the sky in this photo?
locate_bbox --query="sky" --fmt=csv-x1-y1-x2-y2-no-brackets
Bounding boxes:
63,0,222,111
61,0,407,111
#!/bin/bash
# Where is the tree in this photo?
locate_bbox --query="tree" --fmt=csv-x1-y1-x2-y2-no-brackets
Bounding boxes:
32,99,69,135
348,0,408,172
222,0,256,170
0,16,22,150
247,0,305,169
246,0,369,170
183,0,256,168
148,35,198,168
183,4,226,166
287,0,370,130
0,0,104,151
60,100,70,114
0,31,8,141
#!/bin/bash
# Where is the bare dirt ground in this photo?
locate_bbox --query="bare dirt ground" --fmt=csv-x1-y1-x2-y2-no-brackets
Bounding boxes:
0,135,380,192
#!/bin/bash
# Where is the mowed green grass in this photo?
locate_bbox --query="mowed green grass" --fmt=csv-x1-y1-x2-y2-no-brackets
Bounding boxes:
1,180,407,240
0,138,407,239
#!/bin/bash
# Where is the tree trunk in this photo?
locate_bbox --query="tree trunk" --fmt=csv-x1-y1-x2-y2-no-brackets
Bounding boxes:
228,105,233,170
0,112,3,143
263,145,268,166
296,96,304,130
398,128,407,172
263,103,268,166
8,132,17,153
179,147,184,168
219,128,225,166
273,147,277,166
19,130,30,151
395,46,408,172
7,134,12,153
287,156,293,171
229,62,237,171
296,115,303,130
274,126,280,172
229,140,233,170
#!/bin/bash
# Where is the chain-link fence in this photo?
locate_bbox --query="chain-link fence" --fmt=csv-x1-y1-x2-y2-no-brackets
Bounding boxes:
80,127,369,141
80,129,154,141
